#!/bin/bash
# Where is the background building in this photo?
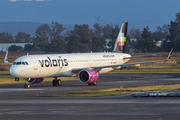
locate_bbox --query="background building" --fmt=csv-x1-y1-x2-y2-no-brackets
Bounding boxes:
0,43,33,52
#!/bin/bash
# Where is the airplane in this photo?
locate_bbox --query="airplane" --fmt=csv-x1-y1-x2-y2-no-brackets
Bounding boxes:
4,22,173,89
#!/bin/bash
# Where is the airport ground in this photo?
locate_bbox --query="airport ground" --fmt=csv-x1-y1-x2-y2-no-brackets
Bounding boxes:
0,73,180,120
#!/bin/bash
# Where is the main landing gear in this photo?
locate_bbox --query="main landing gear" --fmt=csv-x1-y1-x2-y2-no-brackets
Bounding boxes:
52,77,62,86
24,78,30,89
88,81,97,86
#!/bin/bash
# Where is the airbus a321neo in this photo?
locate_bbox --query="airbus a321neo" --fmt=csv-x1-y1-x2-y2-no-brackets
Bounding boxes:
4,22,173,89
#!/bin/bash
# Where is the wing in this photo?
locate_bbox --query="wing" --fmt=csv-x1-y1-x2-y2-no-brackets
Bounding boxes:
4,51,13,65
72,48,173,73
123,54,156,60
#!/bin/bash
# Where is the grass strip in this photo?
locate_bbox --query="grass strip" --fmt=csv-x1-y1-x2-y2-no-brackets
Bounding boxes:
0,76,78,85
36,84,180,97
0,68,180,75
0,71,10,74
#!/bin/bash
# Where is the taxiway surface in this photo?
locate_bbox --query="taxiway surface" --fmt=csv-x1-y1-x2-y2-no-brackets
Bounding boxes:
0,73,180,97
0,73,180,120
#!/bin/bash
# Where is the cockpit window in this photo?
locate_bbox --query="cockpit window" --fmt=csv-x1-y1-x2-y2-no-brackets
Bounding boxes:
16,62,21,65
13,61,29,65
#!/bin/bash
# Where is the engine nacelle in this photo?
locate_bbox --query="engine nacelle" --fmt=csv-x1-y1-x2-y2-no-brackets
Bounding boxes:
28,78,44,84
78,69,99,83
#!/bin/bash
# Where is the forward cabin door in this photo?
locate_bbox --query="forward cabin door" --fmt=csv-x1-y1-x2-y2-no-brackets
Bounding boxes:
31,57,38,70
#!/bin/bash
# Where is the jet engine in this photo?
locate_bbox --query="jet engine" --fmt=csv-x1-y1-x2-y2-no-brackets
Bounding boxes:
28,78,44,84
78,69,99,83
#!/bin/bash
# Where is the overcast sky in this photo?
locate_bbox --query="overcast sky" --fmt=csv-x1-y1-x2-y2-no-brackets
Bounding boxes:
0,0,180,31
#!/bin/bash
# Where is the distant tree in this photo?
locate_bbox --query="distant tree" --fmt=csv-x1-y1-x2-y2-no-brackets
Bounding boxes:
45,39,66,53
24,44,34,51
129,28,142,40
174,13,180,52
15,32,31,43
102,24,114,39
135,38,156,53
156,24,169,35
151,24,169,44
166,21,177,51
134,29,142,40
107,39,115,51
8,45,23,52
142,26,151,39
93,16,103,38
106,24,120,51
36,42,48,51
0,33,13,43
135,26,156,52
110,25,120,40
74,24,94,52
78,43,89,53
135,39,147,52
129,27,136,39
31,46,41,51
91,36,107,52
50,21,66,41
66,30,80,53
35,24,51,43
93,23,103,37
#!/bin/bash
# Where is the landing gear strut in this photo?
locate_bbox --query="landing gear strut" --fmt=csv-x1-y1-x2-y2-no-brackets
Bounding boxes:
88,81,97,86
52,77,62,86
24,78,30,89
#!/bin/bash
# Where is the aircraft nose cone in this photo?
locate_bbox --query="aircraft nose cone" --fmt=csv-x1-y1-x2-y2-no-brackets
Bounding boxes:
10,66,21,77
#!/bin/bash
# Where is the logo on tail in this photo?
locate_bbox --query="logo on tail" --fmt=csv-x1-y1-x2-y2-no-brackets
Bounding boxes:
113,22,128,53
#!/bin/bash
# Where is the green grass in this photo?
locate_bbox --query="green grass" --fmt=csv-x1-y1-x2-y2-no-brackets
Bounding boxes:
36,84,180,97
0,71,10,74
0,76,78,85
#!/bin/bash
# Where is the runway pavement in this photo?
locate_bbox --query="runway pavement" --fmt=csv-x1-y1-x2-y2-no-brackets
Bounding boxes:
0,96,180,120
0,73,180,120
0,73,180,97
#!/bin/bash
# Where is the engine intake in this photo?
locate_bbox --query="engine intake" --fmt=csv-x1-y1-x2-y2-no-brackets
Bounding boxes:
28,78,44,84
78,69,99,83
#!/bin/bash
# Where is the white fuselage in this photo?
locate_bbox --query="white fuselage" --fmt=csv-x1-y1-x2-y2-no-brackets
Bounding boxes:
10,52,131,78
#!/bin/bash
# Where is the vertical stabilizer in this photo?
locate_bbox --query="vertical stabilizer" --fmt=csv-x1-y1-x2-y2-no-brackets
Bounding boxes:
113,22,128,53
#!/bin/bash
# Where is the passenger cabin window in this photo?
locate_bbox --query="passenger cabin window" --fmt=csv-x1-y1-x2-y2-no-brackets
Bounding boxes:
13,61,29,65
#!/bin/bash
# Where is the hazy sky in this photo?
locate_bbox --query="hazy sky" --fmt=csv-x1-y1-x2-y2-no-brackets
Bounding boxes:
0,0,180,30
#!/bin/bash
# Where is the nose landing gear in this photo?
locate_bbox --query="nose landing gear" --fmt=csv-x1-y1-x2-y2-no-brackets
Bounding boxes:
24,84,30,89
24,78,30,89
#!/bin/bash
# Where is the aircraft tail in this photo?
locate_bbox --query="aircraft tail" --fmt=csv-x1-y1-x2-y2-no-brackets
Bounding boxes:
113,22,128,53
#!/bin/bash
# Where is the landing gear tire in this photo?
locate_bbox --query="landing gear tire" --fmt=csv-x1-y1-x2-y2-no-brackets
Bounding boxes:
93,81,97,86
88,82,97,86
57,79,61,86
52,79,62,86
52,80,57,86
24,84,30,89
88,83,92,86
